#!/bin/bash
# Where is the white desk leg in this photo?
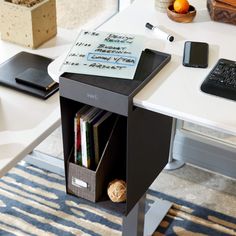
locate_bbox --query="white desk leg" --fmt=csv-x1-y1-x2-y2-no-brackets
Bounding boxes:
122,193,172,236
165,118,185,170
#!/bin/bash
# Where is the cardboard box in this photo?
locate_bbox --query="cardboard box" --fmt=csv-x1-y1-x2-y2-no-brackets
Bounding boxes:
207,0,236,25
0,0,57,48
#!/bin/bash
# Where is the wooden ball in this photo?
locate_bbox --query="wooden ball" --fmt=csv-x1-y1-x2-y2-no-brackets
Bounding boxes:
107,179,126,203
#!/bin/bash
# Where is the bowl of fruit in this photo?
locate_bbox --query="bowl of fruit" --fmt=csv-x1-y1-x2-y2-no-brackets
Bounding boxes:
167,0,196,23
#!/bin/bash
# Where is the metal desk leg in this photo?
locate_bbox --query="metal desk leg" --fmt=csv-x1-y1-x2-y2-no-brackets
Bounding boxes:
165,118,185,170
122,193,172,236
122,194,146,236
24,151,65,176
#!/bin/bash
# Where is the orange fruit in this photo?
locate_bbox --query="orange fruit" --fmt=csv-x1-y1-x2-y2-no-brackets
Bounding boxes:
173,0,190,14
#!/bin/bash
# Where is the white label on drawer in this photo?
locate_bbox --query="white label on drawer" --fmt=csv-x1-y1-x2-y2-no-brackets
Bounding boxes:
72,177,88,188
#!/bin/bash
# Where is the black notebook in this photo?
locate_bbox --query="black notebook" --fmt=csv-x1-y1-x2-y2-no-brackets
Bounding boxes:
0,52,59,99
15,68,57,91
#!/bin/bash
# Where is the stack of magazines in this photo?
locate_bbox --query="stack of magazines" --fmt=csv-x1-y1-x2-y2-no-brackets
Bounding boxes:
74,105,117,170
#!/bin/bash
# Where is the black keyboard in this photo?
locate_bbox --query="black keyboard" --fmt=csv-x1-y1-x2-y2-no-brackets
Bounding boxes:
200,58,236,101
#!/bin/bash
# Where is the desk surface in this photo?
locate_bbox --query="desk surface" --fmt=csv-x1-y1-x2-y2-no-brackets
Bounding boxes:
3,0,232,177
0,28,78,176
96,0,236,136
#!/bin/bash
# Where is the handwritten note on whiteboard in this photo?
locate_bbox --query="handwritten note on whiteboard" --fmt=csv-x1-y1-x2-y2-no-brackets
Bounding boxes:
60,30,144,80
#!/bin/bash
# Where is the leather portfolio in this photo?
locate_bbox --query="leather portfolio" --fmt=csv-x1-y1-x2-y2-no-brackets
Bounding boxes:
0,51,59,99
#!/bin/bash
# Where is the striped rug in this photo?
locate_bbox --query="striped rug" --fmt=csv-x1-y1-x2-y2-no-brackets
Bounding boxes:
0,162,235,236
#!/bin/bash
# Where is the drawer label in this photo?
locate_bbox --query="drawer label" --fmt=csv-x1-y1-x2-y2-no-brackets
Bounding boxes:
72,177,88,188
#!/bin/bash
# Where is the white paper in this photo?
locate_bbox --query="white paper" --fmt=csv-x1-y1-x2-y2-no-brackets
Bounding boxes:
60,30,144,80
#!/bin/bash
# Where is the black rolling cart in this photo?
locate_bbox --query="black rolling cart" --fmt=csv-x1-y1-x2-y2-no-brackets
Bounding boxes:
59,49,173,235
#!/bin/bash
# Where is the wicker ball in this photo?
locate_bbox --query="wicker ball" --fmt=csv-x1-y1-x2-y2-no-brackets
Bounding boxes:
107,179,126,203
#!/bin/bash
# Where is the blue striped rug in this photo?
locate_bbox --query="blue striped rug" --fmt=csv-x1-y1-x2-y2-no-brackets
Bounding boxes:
0,162,235,236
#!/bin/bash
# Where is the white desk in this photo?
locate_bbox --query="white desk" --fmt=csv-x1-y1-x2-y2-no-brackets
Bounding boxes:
0,28,78,177
99,0,236,136
49,0,236,137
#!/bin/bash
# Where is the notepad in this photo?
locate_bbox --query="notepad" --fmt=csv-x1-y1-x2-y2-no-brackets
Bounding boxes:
60,30,144,80
15,68,57,91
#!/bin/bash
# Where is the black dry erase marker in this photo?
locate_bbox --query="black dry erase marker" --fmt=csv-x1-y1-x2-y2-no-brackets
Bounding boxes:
145,22,174,42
